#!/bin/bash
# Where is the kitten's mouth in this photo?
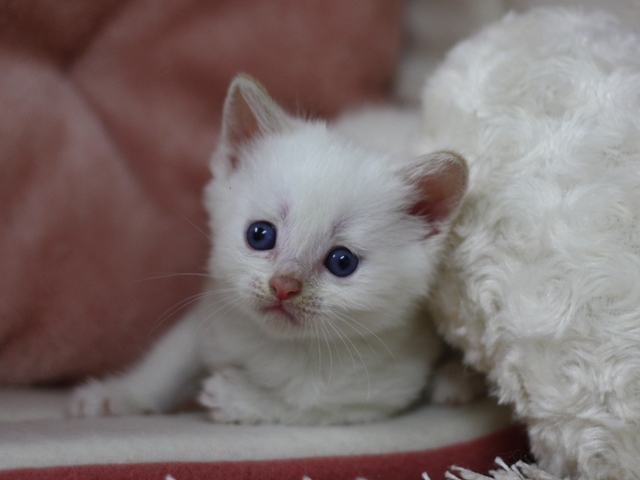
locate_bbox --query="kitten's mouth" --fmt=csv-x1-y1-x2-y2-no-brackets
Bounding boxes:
261,303,300,326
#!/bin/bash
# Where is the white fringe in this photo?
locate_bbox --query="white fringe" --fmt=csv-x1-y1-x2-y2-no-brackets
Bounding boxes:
441,458,565,480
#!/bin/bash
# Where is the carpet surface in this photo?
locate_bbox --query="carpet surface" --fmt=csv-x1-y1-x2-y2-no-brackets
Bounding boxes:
0,388,530,479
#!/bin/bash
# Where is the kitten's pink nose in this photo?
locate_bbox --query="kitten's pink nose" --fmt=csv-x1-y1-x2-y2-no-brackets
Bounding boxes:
269,276,301,301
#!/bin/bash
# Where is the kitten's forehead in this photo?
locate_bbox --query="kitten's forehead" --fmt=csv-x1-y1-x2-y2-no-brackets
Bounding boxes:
236,124,414,257
250,124,398,210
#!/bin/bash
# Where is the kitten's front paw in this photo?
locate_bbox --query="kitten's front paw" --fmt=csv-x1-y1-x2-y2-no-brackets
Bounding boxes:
429,360,486,405
68,379,146,418
198,370,265,425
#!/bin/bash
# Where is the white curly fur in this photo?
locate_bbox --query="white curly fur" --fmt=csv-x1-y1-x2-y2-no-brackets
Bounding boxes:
419,7,640,479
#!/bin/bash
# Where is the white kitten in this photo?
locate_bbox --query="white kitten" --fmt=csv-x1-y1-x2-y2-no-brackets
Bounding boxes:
420,8,640,478
70,75,469,425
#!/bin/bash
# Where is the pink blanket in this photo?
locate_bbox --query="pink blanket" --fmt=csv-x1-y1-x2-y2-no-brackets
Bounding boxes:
0,0,402,385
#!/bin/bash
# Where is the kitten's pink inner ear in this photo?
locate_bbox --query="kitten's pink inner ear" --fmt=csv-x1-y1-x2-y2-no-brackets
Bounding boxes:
227,86,260,152
221,75,290,169
408,151,468,231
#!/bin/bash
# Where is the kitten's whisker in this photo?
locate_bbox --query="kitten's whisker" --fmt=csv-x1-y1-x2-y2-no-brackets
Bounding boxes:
152,282,241,331
152,289,223,334
312,322,323,375
134,272,213,284
195,296,245,335
329,313,382,363
324,320,371,401
328,322,349,372
172,209,213,242
197,303,243,337
318,322,334,385
191,259,209,270
199,287,244,295
323,320,356,373
332,311,396,362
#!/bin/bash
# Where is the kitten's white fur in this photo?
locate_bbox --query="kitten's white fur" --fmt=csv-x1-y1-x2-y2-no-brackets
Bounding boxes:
419,8,640,478
70,76,469,425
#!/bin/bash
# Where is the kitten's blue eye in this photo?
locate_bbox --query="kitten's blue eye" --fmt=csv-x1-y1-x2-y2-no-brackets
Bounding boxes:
247,222,276,250
324,247,359,277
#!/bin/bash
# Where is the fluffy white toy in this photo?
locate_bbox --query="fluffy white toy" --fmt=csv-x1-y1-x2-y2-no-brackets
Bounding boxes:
420,7,640,480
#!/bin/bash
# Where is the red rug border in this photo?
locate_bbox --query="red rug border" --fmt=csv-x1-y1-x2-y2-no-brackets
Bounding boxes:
0,424,530,480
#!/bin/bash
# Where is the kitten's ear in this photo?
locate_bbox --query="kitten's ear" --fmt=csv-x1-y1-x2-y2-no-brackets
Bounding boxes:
403,151,468,235
220,74,293,168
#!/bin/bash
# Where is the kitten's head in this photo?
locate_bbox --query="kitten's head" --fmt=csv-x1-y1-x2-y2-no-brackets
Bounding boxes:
205,74,467,340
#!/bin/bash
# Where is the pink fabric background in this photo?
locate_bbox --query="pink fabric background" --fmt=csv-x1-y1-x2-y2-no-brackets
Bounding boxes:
0,0,403,385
